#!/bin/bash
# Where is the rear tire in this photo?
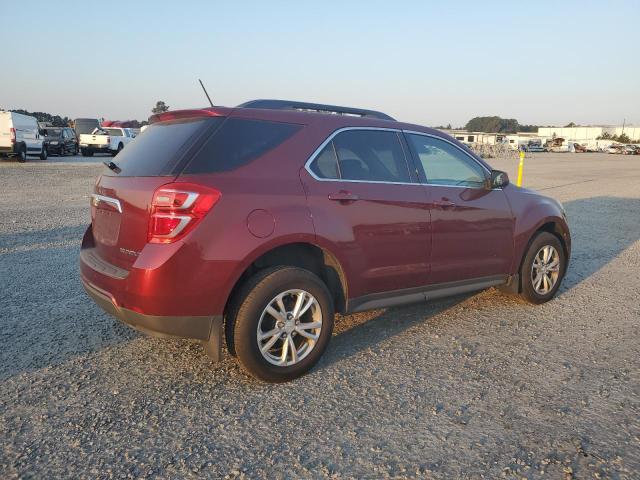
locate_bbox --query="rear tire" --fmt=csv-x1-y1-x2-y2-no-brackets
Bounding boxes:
231,266,334,383
81,149,93,157
519,232,566,304
113,143,123,156
16,145,27,163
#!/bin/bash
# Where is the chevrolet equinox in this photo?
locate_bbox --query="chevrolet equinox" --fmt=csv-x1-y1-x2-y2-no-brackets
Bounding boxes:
80,100,571,383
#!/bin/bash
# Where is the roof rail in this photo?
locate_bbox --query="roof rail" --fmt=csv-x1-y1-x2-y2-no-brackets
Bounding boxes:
236,99,395,121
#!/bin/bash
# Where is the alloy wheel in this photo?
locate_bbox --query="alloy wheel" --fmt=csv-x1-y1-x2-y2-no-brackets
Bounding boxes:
256,289,322,366
531,245,560,295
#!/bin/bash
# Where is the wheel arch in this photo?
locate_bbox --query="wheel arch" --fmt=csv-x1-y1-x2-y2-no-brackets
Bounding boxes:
516,218,570,292
224,241,348,319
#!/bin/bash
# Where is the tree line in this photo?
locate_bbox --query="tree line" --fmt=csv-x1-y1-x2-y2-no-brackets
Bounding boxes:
433,117,593,134
3,101,170,128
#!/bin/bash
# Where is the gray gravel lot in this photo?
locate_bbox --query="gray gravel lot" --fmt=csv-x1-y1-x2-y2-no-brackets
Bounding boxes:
1,152,639,479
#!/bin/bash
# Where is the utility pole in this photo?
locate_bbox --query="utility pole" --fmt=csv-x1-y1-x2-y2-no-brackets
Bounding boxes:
621,118,625,137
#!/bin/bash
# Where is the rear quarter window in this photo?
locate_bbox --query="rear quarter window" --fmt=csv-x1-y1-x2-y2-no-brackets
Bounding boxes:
110,118,218,176
182,118,301,174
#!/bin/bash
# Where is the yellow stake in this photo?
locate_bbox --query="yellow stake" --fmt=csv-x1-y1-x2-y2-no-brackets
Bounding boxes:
517,150,525,187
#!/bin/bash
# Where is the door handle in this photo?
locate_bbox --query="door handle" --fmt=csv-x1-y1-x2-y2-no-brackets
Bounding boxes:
433,199,456,209
328,191,359,203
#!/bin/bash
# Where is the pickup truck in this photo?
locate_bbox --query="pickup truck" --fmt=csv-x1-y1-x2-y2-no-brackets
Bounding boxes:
79,127,134,156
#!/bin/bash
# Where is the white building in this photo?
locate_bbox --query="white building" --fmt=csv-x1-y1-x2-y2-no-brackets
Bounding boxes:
441,130,544,150
538,126,640,147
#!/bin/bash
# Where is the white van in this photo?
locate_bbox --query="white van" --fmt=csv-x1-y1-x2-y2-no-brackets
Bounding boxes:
0,111,47,162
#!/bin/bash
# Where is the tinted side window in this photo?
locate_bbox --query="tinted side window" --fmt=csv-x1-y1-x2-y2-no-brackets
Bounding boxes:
332,130,410,182
184,118,301,174
407,134,487,188
309,143,339,179
111,118,216,176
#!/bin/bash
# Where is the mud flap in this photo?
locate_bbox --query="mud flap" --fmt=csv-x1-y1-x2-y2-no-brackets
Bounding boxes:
497,274,520,294
203,316,224,362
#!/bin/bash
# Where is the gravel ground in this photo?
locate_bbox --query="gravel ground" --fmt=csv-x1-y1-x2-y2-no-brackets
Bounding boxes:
1,152,639,479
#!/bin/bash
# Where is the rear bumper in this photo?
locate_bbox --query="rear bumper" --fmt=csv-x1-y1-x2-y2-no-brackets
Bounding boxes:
0,145,18,155
82,277,219,341
79,224,226,360
80,144,111,151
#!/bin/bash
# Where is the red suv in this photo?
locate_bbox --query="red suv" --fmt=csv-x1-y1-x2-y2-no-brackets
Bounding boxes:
80,100,571,382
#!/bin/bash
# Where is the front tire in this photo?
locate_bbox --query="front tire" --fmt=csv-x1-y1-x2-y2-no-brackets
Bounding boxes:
40,146,48,160
231,267,334,383
519,232,566,304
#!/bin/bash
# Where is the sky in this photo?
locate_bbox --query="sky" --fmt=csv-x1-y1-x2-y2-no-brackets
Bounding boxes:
1,0,638,127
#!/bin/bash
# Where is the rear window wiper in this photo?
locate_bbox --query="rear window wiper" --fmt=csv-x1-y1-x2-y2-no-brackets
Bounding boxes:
103,161,122,174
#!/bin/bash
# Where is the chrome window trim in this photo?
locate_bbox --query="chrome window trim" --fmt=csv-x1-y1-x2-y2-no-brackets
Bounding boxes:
91,194,122,213
303,126,501,190
303,126,418,186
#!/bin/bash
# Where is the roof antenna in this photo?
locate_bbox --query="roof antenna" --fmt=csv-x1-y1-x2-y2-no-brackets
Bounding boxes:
198,79,214,107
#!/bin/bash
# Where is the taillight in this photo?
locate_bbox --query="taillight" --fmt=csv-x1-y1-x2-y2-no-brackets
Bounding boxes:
9,128,16,144
148,183,221,244
106,136,111,143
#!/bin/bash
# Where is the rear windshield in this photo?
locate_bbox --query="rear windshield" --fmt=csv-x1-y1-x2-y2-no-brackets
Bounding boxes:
75,119,100,135
182,118,301,174
44,128,62,137
109,118,217,176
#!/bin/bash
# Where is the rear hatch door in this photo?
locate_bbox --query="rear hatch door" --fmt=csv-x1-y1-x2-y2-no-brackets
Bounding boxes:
91,116,223,269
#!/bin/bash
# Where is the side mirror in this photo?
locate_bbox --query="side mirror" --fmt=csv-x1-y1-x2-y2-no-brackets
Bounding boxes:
489,170,509,189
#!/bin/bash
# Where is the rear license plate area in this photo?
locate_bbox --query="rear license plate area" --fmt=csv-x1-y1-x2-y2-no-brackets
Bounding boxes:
93,208,121,246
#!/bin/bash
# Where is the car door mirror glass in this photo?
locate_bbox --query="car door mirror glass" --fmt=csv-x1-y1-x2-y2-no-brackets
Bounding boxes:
490,170,509,188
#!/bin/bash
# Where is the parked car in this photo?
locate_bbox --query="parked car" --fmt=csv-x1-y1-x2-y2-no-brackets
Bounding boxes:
79,126,134,156
0,111,47,161
573,143,587,153
80,99,571,383
524,144,548,153
622,144,638,155
607,144,625,154
42,127,79,156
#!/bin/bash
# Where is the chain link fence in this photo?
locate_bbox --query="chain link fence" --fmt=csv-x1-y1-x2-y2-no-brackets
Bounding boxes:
468,143,521,160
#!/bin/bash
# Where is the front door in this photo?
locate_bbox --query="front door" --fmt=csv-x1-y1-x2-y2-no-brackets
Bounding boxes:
404,132,514,284
301,128,431,299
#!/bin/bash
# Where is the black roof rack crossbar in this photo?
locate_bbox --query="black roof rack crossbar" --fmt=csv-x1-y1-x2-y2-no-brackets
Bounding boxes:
237,99,395,121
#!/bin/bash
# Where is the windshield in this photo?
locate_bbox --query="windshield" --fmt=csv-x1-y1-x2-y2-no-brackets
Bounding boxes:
44,128,62,137
103,128,123,136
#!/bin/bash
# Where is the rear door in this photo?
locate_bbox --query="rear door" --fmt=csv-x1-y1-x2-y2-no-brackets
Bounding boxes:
301,128,431,298
404,132,514,284
23,116,41,153
0,113,11,149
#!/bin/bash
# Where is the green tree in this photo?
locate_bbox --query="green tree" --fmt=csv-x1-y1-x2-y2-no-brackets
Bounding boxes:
152,101,169,114
564,122,577,127
464,116,520,133
617,133,631,143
